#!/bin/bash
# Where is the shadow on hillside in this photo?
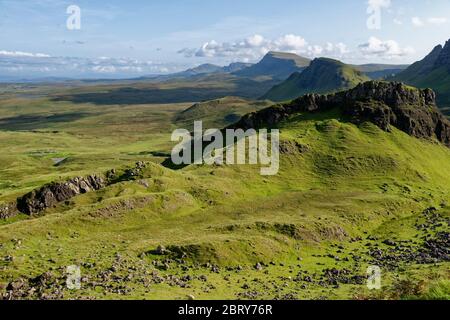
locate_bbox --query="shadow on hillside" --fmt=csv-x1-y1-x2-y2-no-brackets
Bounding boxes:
0,112,90,131
53,87,236,105
52,77,278,105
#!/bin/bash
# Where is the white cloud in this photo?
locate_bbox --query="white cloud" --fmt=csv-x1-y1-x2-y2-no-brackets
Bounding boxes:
178,34,350,61
0,50,51,58
411,16,447,27
393,18,403,25
412,17,424,27
275,34,307,51
358,37,414,59
427,17,447,25
0,50,178,78
246,34,265,47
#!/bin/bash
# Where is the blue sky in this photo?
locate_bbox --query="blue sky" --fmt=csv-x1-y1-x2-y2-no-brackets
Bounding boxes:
0,0,449,78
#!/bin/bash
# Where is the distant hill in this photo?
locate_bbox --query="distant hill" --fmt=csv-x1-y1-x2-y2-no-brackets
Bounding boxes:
173,62,253,78
175,96,272,128
394,39,450,112
261,57,370,102
233,51,311,80
353,64,409,79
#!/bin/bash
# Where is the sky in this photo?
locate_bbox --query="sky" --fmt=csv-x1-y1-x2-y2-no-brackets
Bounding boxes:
0,0,449,79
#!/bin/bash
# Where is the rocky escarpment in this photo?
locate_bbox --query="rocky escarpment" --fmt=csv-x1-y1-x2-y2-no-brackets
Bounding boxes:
17,174,105,215
0,162,151,218
232,81,450,146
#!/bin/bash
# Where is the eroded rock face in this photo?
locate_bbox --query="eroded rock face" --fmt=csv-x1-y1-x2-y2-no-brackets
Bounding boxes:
232,81,450,146
17,174,105,215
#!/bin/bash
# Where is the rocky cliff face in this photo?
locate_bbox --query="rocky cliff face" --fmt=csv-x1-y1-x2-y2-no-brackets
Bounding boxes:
17,174,105,215
232,81,450,146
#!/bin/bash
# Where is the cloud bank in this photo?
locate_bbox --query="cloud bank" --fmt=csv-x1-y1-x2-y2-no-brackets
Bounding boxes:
0,51,177,79
358,37,414,59
178,34,349,62
412,16,448,27
179,34,414,63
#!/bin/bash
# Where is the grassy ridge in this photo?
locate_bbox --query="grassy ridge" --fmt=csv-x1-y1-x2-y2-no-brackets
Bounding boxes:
0,92,449,299
262,58,370,102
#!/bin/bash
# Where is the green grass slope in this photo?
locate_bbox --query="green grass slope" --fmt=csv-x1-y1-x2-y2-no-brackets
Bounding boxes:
0,92,449,299
262,58,370,102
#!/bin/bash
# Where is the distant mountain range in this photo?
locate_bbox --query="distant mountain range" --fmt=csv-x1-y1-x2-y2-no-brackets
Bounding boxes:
168,51,407,83
175,62,253,77
394,39,450,113
353,64,409,80
261,58,370,101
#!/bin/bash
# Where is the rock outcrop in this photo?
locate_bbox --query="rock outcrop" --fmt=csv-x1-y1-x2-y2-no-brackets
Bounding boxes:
17,174,105,215
232,81,450,146
0,202,19,219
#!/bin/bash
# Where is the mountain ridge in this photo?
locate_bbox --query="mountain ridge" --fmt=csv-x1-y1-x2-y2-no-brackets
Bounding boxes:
394,39,450,111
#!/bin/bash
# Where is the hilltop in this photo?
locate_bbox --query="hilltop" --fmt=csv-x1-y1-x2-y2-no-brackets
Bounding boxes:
261,58,370,102
174,96,272,128
233,51,311,80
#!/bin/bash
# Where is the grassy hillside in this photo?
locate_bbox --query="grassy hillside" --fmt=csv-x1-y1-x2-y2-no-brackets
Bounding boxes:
50,74,279,105
262,58,370,102
174,96,272,128
0,89,449,300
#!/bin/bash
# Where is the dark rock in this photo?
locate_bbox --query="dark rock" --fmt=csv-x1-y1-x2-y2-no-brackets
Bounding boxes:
230,81,450,147
0,202,19,219
17,174,105,215
383,239,397,246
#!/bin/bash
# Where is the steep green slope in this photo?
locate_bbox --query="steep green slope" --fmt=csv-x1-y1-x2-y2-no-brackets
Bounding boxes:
395,40,450,111
234,51,311,80
262,58,370,102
